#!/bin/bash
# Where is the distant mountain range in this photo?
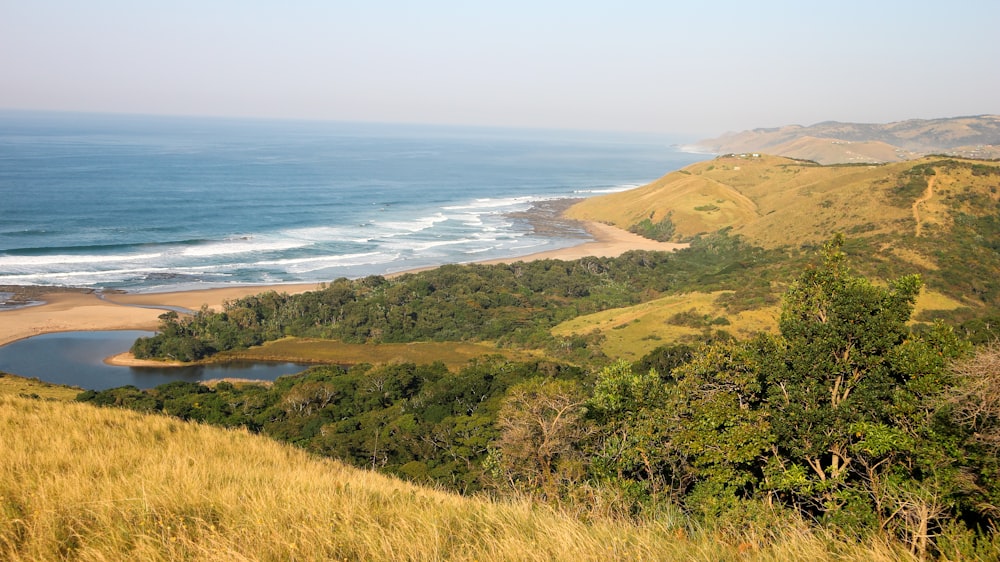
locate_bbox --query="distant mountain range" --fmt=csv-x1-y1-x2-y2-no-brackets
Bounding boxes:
691,115,1000,164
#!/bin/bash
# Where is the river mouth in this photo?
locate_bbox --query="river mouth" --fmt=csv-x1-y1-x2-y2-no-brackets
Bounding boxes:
0,331,313,391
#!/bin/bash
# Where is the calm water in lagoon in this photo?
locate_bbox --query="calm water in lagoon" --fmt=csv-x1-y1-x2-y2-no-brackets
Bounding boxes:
0,331,312,390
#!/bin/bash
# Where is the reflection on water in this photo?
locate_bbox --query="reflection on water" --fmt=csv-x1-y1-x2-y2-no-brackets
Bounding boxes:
0,331,313,391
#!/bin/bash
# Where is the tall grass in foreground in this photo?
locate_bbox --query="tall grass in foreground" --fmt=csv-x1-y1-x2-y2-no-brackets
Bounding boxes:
1,394,915,561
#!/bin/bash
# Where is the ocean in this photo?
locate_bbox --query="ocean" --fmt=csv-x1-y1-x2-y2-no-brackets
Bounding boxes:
0,111,707,293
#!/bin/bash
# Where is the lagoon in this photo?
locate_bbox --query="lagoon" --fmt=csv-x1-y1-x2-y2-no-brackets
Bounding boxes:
0,330,312,390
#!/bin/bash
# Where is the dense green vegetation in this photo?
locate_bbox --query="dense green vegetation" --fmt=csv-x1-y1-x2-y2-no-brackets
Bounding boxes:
627,213,676,241
923,165,1000,306
888,163,935,207
131,232,789,362
84,237,1000,558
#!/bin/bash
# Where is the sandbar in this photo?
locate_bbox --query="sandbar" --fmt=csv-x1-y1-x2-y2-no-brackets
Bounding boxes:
0,221,685,348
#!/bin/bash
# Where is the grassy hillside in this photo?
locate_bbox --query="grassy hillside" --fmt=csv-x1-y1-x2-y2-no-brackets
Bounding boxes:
228,337,544,368
1,385,914,561
551,290,781,362
567,155,999,273
550,286,967,361
566,154,913,245
764,136,911,164
570,155,998,243
0,371,81,401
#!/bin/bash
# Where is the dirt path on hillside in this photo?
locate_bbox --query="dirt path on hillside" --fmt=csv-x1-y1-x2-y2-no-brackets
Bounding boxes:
912,176,936,237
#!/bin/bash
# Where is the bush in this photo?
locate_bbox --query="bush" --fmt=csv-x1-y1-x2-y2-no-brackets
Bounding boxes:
628,214,676,241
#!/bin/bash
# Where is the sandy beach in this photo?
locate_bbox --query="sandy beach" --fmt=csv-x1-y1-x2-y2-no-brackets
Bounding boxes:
0,221,684,348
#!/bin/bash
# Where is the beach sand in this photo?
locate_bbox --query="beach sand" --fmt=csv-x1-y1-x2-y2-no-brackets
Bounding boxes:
0,221,685,348
480,221,685,263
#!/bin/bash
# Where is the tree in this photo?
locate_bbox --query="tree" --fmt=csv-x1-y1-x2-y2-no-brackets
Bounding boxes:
947,343,1000,450
945,343,1000,517
668,337,776,515
765,236,922,519
492,378,592,500
588,359,684,501
584,237,973,547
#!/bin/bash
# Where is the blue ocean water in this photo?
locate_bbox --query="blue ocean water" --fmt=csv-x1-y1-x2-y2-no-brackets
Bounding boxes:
0,111,707,292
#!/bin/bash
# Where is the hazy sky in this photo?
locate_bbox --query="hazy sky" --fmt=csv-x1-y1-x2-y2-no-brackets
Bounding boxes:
2,1,997,136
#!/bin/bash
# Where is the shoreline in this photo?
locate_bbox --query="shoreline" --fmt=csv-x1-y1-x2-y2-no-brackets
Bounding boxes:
0,219,686,350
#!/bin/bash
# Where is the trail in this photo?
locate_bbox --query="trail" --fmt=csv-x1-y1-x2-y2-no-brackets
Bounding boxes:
912,175,936,237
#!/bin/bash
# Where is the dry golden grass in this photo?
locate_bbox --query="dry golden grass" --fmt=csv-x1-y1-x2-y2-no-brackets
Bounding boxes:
1,394,917,561
886,246,940,271
552,291,780,360
565,155,910,247
565,160,761,239
765,137,908,165
0,371,81,401
551,285,967,359
227,337,545,369
913,288,969,318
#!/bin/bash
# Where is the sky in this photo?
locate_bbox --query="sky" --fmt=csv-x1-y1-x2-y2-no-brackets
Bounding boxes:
1,0,998,137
